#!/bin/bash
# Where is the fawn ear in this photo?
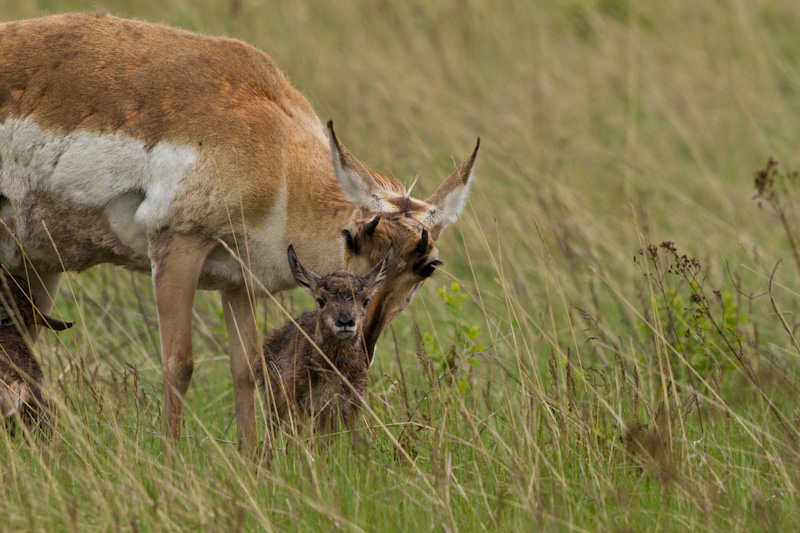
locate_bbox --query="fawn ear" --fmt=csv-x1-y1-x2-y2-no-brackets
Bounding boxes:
425,138,479,239
287,245,321,294
36,313,73,331
365,246,394,292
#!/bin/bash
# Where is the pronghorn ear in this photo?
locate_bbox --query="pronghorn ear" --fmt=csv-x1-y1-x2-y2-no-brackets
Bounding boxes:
365,246,394,292
327,120,389,215
287,245,321,294
425,138,480,239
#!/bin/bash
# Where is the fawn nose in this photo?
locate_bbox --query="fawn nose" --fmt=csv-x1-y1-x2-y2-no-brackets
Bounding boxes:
337,316,355,328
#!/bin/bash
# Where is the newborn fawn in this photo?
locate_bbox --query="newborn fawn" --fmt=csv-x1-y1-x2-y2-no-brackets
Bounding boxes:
256,245,393,445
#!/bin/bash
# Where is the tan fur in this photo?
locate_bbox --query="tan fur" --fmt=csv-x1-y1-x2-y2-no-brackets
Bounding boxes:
150,231,216,440
221,287,260,446
0,13,478,448
1,13,335,250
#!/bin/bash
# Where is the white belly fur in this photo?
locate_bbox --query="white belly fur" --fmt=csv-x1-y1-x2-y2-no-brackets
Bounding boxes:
0,118,196,262
0,118,197,228
0,118,295,292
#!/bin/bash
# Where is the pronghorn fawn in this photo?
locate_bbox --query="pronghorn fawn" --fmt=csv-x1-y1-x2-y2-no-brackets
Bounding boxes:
0,13,478,450
0,274,72,434
256,245,392,447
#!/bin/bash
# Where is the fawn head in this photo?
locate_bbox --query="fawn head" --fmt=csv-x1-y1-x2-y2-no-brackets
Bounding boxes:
287,245,393,340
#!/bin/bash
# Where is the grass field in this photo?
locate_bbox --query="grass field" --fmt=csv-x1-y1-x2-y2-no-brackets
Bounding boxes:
3,0,800,530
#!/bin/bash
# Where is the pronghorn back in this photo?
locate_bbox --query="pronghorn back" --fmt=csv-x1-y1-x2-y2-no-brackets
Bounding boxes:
0,12,335,290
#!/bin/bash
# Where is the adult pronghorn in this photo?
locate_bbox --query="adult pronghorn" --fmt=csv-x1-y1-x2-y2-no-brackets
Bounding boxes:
0,12,478,449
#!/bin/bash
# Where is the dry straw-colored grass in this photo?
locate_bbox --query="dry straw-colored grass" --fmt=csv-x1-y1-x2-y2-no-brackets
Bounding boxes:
2,0,800,530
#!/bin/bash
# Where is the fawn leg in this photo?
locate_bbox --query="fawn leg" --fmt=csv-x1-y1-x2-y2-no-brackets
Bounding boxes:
344,406,364,452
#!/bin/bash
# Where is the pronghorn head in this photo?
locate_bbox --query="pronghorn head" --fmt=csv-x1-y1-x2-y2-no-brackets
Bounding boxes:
328,122,478,356
342,213,443,357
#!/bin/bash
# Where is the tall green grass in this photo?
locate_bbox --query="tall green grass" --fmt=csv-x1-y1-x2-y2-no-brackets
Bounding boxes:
3,0,800,530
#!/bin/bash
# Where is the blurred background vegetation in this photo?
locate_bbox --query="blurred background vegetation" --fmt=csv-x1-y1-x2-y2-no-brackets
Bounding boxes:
3,0,800,530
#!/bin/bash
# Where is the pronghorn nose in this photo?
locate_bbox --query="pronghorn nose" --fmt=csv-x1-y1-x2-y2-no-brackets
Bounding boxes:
337,316,355,328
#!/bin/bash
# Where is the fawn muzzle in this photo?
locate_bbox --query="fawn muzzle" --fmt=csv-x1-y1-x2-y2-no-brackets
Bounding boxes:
334,314,357,338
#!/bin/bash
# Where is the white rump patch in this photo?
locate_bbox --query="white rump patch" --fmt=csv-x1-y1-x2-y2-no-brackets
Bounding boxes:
0,118,198,232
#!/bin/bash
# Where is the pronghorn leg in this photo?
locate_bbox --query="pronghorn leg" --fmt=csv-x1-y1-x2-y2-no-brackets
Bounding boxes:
221,288,259,453
150,231,215,441
25,272,62,339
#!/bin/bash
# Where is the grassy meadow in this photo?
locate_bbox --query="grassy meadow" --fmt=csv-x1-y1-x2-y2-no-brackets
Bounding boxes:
3,0,800,530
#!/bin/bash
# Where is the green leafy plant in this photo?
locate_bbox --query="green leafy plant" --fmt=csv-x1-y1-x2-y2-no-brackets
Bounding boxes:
422,282,485,395
638,281,746,378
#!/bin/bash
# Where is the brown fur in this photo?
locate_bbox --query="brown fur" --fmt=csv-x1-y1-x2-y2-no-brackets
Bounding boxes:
0,274,72,433
150,232,216,440
1,12,332,237
255,248,391,443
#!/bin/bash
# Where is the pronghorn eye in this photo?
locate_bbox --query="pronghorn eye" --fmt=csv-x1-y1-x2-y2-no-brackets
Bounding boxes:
363,298,371,308
316,298,326,308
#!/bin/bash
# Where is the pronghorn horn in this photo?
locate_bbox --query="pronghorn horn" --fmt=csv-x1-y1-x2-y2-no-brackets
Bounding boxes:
365,215,381,236
416,229,429,254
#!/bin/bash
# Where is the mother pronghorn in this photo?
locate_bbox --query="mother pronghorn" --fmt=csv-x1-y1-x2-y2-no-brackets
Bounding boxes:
0,12,478,448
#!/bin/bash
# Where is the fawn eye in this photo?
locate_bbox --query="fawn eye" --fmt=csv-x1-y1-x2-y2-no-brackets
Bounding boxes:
316,298,326,308
0,316,12,326
363,298,370,308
